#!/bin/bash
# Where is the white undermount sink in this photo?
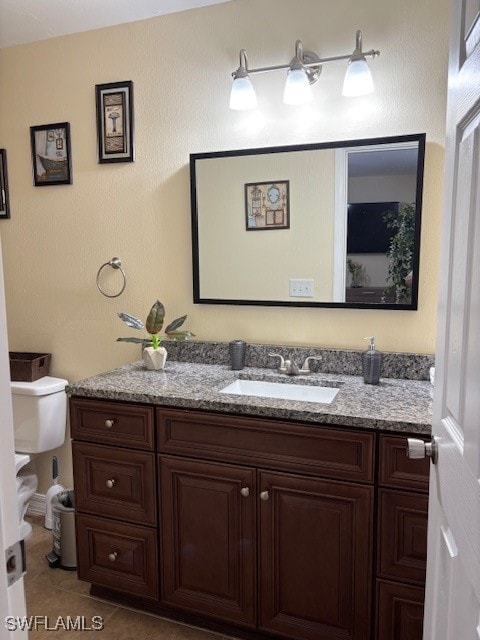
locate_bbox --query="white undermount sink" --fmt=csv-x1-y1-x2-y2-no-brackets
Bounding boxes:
219,379,340,404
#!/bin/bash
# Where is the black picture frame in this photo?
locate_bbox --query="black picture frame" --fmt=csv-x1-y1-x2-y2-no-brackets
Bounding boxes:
95,80,134,163
30,122,72,186
0,149,10,219
245,180,290,230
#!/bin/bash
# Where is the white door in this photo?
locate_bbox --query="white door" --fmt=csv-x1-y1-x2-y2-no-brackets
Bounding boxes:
0,235,28,639
422,1,480,638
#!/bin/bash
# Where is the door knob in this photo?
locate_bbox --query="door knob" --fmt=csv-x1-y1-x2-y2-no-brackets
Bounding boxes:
260,490,269,501
240,487,250,497
406,437,437,464
105,419,114,428
108,552,118,562
106,479,116,488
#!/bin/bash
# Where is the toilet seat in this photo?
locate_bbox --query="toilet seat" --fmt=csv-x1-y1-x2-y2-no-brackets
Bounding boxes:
15,452,31,473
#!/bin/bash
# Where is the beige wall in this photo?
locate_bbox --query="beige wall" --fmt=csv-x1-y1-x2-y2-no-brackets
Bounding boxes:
197,149,335,301
0,0,449,489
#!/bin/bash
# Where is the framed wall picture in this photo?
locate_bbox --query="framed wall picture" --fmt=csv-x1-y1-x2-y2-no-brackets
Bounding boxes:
0,149,10,219
30,122,72,186
245,180,290,230
96,80,134,163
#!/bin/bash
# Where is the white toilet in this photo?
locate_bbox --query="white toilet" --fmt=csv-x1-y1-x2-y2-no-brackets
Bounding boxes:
11,376,68,540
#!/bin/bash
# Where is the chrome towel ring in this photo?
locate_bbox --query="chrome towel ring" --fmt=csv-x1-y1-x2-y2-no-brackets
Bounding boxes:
96,257,126,298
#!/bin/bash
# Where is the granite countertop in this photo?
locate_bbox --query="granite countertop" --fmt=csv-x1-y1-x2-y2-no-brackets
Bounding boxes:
67,360,432,435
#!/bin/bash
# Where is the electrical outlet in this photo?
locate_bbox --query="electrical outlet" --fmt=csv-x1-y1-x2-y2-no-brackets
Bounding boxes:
289,279,314,297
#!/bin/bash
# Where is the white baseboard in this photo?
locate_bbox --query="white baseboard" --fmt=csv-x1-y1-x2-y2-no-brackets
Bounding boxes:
28,492,46,517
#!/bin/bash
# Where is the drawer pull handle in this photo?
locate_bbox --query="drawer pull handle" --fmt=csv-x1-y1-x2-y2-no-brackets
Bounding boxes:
106,479,116,488
240,487,250,497
260,490,269,501
108,552,118,562
105,419,114,428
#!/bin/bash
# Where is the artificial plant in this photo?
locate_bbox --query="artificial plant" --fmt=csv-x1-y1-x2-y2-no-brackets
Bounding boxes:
346,258,366,287
117,300,192,348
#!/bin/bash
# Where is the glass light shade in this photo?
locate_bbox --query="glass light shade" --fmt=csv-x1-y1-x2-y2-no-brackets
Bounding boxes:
342,58,374,97
283,67,313,105
229,75,257,110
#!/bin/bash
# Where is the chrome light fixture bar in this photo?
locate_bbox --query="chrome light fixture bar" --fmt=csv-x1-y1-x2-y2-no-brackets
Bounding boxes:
230,30,380,110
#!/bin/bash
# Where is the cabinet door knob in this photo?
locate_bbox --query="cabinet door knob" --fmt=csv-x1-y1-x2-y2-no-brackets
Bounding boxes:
260,490,269,501
406,437,438,464
105,419,114,428
106,479,116,488
108,552,118,562
240,486,250,497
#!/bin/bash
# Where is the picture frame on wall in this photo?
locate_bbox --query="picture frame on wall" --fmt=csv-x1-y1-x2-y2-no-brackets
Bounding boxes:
0,149,10,219
95,80,134,163
245,180,290,230
30,122,73,186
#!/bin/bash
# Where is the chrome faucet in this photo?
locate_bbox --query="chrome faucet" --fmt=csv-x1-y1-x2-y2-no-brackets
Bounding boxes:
268,353,322,375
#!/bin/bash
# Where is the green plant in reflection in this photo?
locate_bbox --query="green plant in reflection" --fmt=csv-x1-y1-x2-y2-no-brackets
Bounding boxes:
384,203,415,304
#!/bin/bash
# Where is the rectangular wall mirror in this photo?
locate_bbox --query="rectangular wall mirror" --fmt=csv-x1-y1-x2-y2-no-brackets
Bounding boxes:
190,133,425,309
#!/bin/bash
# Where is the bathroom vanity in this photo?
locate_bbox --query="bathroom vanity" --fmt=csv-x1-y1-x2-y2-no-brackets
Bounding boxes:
68,355,431,640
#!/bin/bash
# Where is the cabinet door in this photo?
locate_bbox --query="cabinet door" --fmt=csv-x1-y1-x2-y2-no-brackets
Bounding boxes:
376,580,424,640
160,456,256,627
259,471,373,640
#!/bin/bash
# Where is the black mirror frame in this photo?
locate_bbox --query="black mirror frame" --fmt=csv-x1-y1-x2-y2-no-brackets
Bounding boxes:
190,133,426,310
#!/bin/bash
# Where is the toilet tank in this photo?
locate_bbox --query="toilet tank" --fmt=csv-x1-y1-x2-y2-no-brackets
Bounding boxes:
11,376,68,453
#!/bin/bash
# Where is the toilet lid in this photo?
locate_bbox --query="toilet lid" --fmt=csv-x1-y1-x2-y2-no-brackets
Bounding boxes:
11,376,68,396
15,453,31,473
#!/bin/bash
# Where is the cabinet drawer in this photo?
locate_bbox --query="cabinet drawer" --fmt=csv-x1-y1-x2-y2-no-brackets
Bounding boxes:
70,398,154,450
73,443,156,525
379,435,429,492
376,579,424,640
76,514,158,600
378,489,428,584
157,409,375,483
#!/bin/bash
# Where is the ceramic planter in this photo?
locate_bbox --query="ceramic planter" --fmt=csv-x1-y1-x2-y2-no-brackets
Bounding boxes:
143,346,167,370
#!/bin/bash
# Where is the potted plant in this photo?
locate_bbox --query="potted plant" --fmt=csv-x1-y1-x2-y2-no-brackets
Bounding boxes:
346,258,366,288
383,203,415,303
117,300,192,370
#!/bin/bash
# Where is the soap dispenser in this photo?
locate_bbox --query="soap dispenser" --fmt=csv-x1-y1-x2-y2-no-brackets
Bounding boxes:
362,336,382,385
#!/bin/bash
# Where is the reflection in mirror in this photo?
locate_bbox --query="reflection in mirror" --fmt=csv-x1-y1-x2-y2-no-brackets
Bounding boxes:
191,134,425,309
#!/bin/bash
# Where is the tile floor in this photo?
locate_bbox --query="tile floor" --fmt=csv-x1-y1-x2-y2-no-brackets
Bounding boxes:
24,515,231,640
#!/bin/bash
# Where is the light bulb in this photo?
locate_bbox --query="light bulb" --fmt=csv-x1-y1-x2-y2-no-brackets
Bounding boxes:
229,74,257,110
342,58,374,97
283,66,313,105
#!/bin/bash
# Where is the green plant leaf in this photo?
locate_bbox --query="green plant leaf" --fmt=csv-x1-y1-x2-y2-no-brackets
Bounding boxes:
145,300,165,335
117,312,144,330
166,330,194,341
116,337,148,344
165,315,187,333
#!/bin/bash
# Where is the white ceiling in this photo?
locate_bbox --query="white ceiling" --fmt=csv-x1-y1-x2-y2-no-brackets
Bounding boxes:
0,0,231,48
348,148,419,178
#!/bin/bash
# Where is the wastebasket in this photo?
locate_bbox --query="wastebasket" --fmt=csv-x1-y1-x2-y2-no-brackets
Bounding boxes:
46,490,76,570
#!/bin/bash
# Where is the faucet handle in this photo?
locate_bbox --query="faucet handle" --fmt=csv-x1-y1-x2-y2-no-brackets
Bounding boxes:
287,357,300,376
299,356,323,374
268,353,286,371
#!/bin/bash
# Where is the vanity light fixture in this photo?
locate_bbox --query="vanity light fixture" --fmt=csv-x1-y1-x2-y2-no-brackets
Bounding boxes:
229,30,380,110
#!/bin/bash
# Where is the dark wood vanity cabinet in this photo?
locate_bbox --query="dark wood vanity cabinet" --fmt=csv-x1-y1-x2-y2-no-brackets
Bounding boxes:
71,398,429,640
160,455,257,627
70,398,158,600
375,435,430,640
